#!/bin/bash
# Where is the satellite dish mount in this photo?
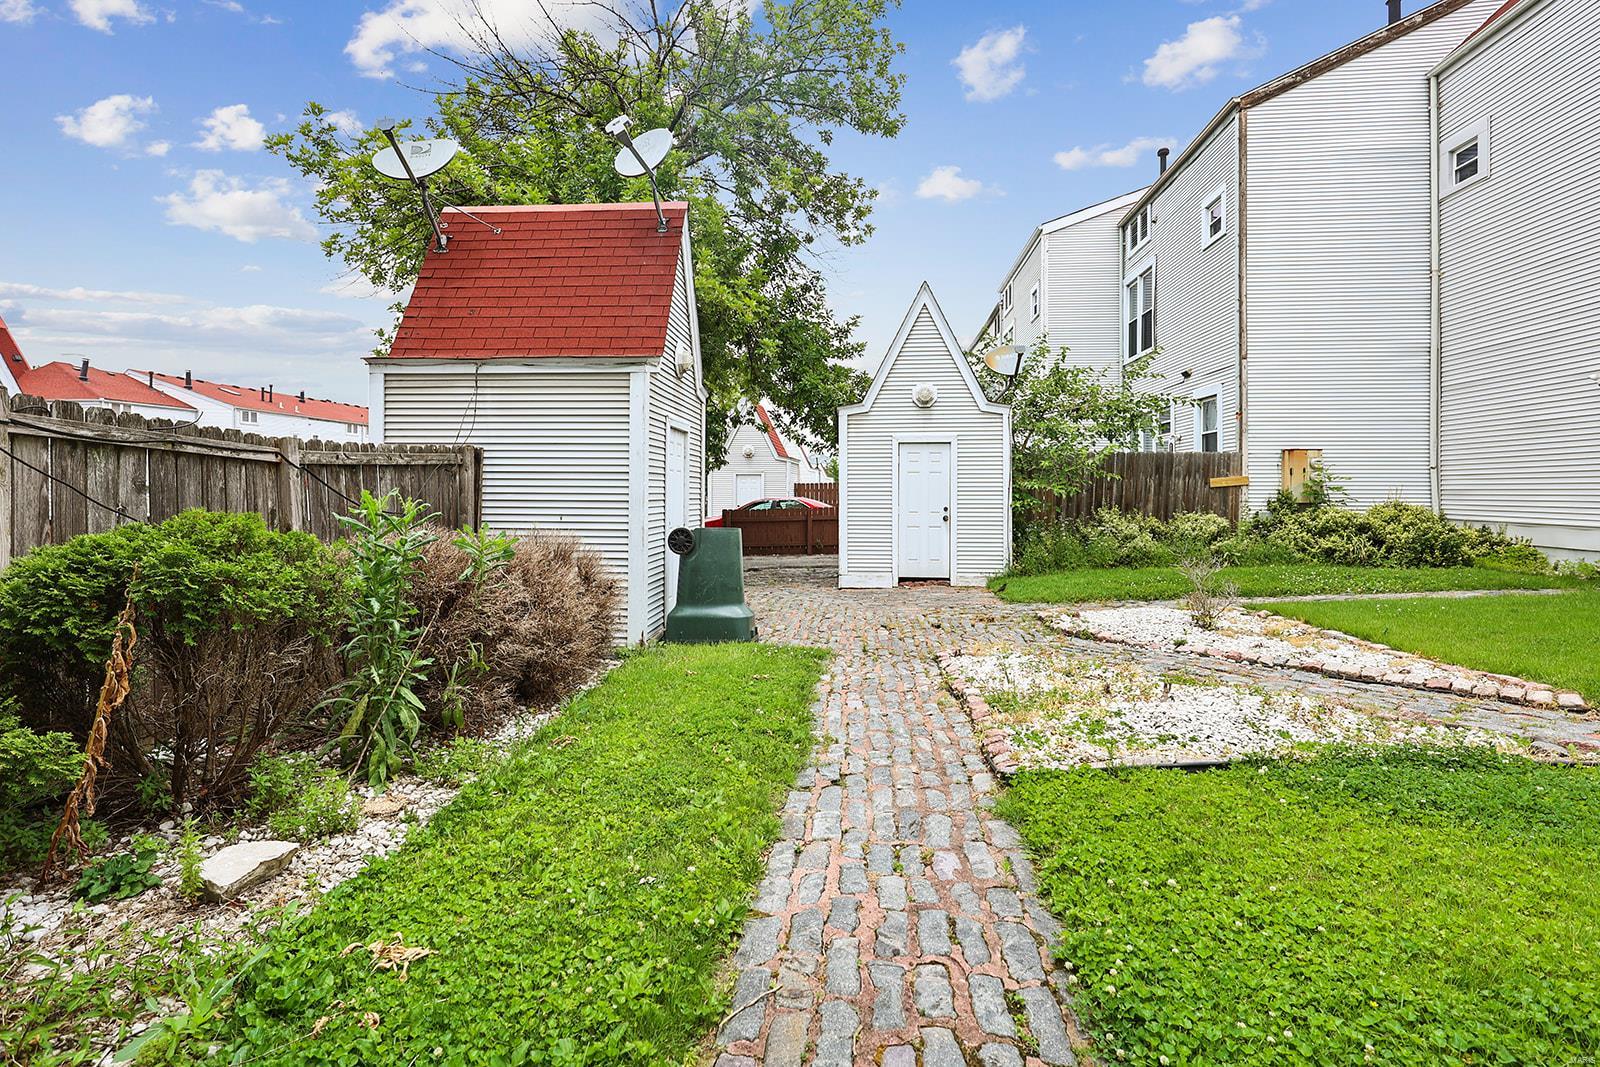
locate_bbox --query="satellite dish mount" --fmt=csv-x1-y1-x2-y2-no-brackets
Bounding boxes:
372,123,461,253
605,115,675,234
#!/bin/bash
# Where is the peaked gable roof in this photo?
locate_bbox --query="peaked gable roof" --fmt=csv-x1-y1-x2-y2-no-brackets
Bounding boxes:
843,283,1008,417
141,371,367,424
753,401,792,460
386,202,690,361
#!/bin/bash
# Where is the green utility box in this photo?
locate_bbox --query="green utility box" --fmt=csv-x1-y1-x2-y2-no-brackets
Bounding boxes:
664,527,756,643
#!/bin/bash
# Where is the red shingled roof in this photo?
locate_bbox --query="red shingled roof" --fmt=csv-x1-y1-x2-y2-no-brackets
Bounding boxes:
386,202,689,360
142,371,367,425
0,314,27,373
754,402,790,460
24,362,195,410
1464,0,1525,41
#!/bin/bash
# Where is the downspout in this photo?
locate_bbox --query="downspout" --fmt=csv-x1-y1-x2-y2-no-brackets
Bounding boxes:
1428,72,1443,514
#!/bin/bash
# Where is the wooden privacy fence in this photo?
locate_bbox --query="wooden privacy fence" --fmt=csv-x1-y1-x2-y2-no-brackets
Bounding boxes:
1031,451,1246,525
794,481,838,507
0,392,483,566
722,506,839,556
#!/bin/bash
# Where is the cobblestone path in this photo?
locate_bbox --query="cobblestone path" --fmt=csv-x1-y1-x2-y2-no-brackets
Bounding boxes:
713,575,1078,1067
711,565,1598,1066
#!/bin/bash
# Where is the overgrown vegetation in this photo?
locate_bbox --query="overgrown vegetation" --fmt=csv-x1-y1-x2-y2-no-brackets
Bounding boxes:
0,707,83,867
0,510,345,808
204,643,826,1063
1260,589,1600,703
72,837,163,904
998,747,1600,1065
245,754,360,842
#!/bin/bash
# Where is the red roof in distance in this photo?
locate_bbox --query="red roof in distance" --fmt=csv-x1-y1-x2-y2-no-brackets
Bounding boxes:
140,371,368,425
0,314,28,373
385,202,689,361
23,362,195,410
754,402,790,459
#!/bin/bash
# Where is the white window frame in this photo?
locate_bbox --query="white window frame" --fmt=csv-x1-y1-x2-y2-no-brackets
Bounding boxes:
1029,283,1040,322
1440,117,1490,197
1195,393,1221,454
238,409,259,425
1201,184,1227,247
1001,284,1013,312
1124,256,1157,363
1124,206,1151,256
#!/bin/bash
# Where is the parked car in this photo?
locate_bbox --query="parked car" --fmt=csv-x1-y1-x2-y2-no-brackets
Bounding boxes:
705,497,833,526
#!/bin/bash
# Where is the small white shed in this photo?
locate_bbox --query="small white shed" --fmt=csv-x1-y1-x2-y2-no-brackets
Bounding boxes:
838,284,1011,587
707,402,802,515
370,202,707,645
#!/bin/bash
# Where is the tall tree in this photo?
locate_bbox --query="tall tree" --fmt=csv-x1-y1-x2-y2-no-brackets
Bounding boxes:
270,0,905,461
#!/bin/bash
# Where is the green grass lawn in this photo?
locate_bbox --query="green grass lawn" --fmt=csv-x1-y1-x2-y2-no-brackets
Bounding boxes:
201,643,826,1064
989,564,1580,604
1258,588,1600,702
997,747,1600,1066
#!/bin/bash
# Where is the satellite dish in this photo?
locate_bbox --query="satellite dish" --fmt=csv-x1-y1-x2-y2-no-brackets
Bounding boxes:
372,138,461,181
612,128,674,178
983,344,1025,378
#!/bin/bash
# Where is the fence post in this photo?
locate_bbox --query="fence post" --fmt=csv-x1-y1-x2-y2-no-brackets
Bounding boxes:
0,390,11,570
276,437,306,532
804,508,813,555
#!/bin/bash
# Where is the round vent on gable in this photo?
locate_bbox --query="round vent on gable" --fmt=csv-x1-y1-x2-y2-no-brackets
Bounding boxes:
742,445,756,459
911,383,938,409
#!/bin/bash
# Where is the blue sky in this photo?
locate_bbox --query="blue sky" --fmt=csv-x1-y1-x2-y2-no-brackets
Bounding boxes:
0,0,1408,405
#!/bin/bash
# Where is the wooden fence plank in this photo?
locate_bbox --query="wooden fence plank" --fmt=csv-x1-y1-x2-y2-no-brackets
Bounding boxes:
1033,451,1244,526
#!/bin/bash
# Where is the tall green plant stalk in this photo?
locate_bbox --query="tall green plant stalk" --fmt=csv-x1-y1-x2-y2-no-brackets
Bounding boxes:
327,492,437,788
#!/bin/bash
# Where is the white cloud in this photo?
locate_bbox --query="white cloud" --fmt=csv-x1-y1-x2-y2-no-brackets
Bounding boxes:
345,0,607,79
1054,136,1176,171
240,264,262,272
195,104,267,151
0,0,42,24
56,94,157,151
953,25,1027,103
325,109,364,136
145,140,171,157
159,171,318,243
70,0,153,33
0,281,188,305
1143,15,1257,91
915,165,987,203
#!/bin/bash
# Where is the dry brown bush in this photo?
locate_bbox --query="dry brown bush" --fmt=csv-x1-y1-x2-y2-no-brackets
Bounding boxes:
411,530,618,731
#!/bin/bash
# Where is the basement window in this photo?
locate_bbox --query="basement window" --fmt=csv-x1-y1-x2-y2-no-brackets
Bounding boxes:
1441,118,1490,196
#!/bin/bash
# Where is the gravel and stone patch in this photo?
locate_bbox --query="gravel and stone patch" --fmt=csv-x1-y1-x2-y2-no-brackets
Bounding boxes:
944,647,1535,772
1050,604,1589,712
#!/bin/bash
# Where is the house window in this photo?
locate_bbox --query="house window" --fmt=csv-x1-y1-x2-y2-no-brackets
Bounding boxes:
1441,117,1490,195
1002,284,1013,312
1203,186,1226,245
1126,266,1155,359
1139,405,1174,452
1029,284,1040,322
346,422,361,433
239,409,259,424
1125,206,1151,252
1198,396,1220,453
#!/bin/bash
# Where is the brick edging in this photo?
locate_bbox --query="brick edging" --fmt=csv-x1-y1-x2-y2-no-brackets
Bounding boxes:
1047,610,1591,714
936,650,1021,779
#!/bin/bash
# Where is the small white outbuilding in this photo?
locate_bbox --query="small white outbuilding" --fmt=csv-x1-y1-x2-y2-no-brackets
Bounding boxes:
707,402,803,515
838,284,1011,587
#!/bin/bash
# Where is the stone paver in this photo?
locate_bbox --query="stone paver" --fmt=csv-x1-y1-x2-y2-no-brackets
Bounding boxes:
714,572,1074,1064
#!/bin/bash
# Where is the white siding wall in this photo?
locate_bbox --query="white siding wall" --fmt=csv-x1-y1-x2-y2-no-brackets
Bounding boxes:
1436,0,1600,555
1041,206,1132,375
1135,116,1240,451
707,421,797,514
1004,241,1044,352
380,367,635,637
841,297,1010,586
642,247,708,637
1244,0,1501,510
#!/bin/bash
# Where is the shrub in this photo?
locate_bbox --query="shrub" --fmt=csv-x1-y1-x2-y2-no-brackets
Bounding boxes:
246,753,360,842
0,511,345,807
0,708,89,869
408,530,619,731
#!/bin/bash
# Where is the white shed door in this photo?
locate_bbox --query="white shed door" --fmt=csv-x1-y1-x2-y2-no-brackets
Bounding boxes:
734,473,765,505
667,427,689,613
896,442,950,580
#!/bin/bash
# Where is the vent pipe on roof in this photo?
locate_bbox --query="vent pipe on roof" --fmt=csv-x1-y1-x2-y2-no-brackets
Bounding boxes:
148,371,154,387
298,390,306,402
78,358,90,382
1157,147,1170,175
184,370,193,389
1387,0,1402,24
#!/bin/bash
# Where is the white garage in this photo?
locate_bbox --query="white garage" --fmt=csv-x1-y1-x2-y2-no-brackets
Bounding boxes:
837,284,1011,588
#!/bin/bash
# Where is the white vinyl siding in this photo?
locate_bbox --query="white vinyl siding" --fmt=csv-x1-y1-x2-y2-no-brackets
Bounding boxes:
641,247,708,637
1436,0,1600,555
840,293,1010,587
998,239,1043,352
1131,114,1239,453
1243,0,1501,511
708,421,798,513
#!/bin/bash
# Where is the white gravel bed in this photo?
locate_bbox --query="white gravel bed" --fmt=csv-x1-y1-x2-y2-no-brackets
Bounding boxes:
948,650,1517,770
1050,604,1585,710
